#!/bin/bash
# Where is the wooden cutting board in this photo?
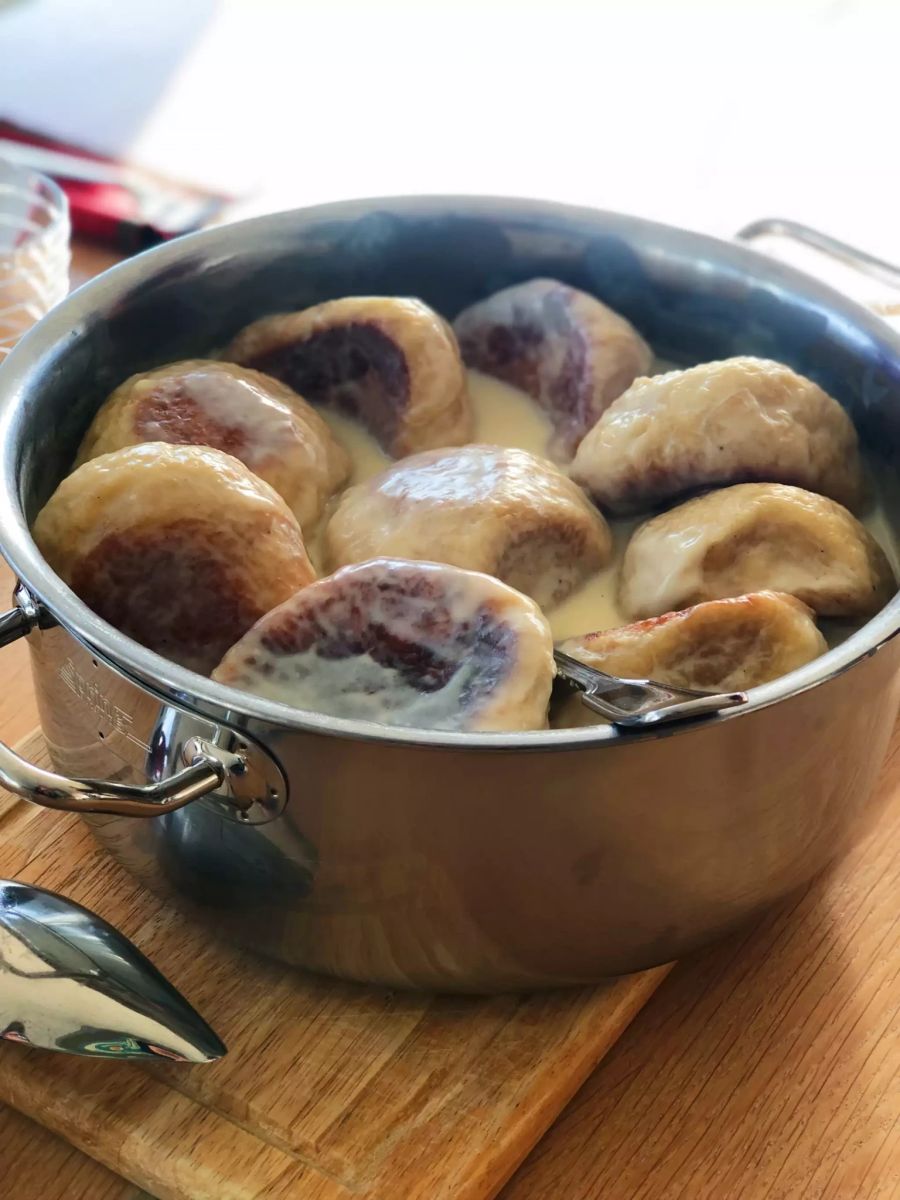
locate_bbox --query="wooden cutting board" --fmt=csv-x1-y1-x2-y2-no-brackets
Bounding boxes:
0,730,670,1200
2,1106,150,1200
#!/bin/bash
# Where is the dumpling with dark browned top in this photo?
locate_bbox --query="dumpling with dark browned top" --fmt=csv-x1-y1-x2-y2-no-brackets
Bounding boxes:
619,483,894,620
559,592,827,694
324,444,612,609
453,278,652,460
213,559,555,732
33,443,316,674
570,356,865,513
224,297,473,458
75,360,350,535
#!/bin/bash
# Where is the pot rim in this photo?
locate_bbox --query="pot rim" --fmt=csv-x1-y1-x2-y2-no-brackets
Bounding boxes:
2,193,900,751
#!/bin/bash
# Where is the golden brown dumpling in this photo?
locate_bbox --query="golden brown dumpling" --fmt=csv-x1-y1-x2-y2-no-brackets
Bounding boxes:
224,297,473,458
619,483,894,620
571,356,865,513
75,360,350,536
324,444,612,609
33,443,316,673
453,278,652,460
559,591,826,694
214,558,555,732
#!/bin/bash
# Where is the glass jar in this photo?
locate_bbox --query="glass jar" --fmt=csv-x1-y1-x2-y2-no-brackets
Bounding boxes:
0,158,70,359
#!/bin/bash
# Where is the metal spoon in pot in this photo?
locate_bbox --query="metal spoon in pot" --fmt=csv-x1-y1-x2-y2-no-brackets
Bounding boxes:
553,649,748,728
0,879,225,1061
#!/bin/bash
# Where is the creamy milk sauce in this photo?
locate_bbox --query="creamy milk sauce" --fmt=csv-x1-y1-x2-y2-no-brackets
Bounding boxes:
246,645,479,725
317,367,899,649
318,406,391,484
224,584,487,725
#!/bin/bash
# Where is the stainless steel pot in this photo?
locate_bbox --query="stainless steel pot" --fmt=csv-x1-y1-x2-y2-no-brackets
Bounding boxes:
1,198,899,992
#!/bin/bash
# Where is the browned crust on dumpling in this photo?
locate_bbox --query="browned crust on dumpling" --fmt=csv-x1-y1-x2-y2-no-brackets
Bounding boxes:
559,591,827,692
224,296,473,458
75,359,350,534
33,443,316,673
454,278,652,460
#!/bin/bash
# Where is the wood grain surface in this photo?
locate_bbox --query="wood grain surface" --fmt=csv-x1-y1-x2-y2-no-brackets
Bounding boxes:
504,731,900,1200
0,731,668,1200
1,1105,147,1200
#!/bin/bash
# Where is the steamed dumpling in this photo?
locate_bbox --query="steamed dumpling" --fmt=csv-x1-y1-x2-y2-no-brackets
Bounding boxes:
75,359,350,535
224,296,473,458
454,278,652,460
619,483,894,620
214,558,555,731
559,591,827,693
571,356,865,513
324,444,612,609
33,443,316,673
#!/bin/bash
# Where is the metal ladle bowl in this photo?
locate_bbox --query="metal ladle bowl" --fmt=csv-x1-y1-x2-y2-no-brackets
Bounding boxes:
0,879,225,1061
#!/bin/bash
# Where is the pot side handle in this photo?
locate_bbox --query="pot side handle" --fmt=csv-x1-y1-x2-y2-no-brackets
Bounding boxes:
0,599,240,818
0,738,228,818
736,218,900,292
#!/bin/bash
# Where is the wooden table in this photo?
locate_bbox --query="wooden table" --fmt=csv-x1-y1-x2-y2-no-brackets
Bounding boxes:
2,243,898,1199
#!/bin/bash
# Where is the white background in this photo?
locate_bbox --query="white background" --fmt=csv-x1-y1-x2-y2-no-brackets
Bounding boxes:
2,0,899,267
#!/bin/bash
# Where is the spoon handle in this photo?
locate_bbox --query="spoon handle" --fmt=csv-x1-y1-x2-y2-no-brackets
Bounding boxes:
553,649,747,728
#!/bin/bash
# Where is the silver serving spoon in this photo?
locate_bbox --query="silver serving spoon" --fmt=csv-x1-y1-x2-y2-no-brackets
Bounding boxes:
0,879,225,1062
553,649,748,728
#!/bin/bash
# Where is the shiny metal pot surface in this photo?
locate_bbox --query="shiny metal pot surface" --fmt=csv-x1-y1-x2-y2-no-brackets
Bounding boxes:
1,198,899,991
